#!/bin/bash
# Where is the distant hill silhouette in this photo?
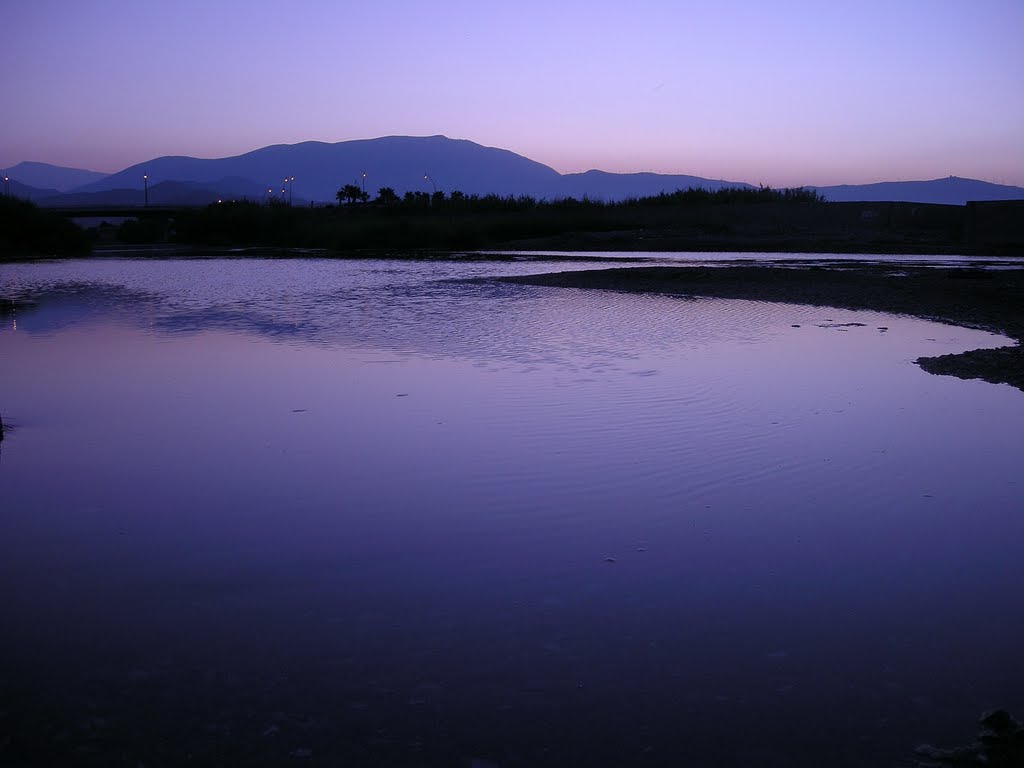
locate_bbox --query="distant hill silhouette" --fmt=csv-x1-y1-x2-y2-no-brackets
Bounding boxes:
10,137,1022,206
2,161,108,192
69,136,755,203
73,136,562,203
813,176,1024,205
39,179,274,208
7,180,61,201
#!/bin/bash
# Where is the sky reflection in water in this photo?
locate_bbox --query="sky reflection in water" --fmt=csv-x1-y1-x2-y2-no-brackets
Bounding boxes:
1,258,1022,767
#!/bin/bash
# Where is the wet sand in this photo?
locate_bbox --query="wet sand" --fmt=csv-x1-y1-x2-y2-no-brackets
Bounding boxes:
500,263,1024,392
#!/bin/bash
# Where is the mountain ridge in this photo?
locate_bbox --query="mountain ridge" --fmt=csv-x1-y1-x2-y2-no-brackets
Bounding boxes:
6,136,1022,206
810,176,1024,205
71,135,565,202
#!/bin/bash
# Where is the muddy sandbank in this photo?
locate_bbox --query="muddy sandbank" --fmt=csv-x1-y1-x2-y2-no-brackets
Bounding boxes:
499,263,1024,392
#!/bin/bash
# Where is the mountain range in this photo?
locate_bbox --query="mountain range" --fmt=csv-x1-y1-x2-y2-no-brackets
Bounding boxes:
4,136,1023,206
2,161,107,192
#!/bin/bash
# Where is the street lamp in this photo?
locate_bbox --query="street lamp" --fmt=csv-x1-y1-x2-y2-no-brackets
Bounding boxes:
361,171,367,195
423,173,437,194
284,176,295,205
3,175,9,197
143,174,149,207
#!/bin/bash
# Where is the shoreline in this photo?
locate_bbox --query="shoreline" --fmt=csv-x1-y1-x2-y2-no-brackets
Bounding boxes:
498,263,1024,392
4,236,1024,262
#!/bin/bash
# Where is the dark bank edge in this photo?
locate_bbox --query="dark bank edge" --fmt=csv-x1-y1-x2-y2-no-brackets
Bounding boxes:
495,263,1024,393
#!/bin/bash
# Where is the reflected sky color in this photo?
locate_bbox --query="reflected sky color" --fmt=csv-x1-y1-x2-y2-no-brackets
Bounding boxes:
1,258,1023,765
2,0,1022,186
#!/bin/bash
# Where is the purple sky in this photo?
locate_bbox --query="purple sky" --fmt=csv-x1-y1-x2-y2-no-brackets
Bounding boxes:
3,0,1022,186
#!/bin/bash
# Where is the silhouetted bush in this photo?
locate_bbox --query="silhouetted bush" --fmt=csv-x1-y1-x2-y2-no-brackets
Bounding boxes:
628,185,825,207
914,710,1024,767
0,196,92,258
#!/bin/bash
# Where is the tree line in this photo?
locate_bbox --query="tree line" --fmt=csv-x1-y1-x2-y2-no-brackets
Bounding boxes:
167,183,830,251
0,182,831,258
336,184,825,210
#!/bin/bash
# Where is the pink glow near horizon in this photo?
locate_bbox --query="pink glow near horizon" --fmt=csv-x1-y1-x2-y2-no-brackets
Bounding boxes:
2,0,1022,187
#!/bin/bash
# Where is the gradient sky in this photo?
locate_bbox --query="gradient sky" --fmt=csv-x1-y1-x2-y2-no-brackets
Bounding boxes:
2,0,1022,186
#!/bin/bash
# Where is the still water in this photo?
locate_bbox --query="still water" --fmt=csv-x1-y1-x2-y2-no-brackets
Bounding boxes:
1,257,1022,767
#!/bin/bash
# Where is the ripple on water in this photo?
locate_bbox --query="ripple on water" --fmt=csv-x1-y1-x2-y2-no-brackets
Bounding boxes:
2,257,1024,768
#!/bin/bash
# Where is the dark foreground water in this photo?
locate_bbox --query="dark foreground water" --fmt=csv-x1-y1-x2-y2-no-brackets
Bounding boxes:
1,257,1022,767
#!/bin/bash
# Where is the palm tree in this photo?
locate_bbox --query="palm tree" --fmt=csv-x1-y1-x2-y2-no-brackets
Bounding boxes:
376,187,399,204
337,184,364,205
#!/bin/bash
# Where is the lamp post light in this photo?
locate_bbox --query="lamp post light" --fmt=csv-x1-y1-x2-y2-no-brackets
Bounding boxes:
289,176,295,205
361,171,367,195
143,174,149,207
423,173,437,194
3,175,9,197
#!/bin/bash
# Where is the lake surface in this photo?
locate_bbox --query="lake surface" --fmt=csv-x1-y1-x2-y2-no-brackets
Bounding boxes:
1,256,1022,767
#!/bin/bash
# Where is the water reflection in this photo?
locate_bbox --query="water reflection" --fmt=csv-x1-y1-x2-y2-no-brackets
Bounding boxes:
1,258,1022,767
